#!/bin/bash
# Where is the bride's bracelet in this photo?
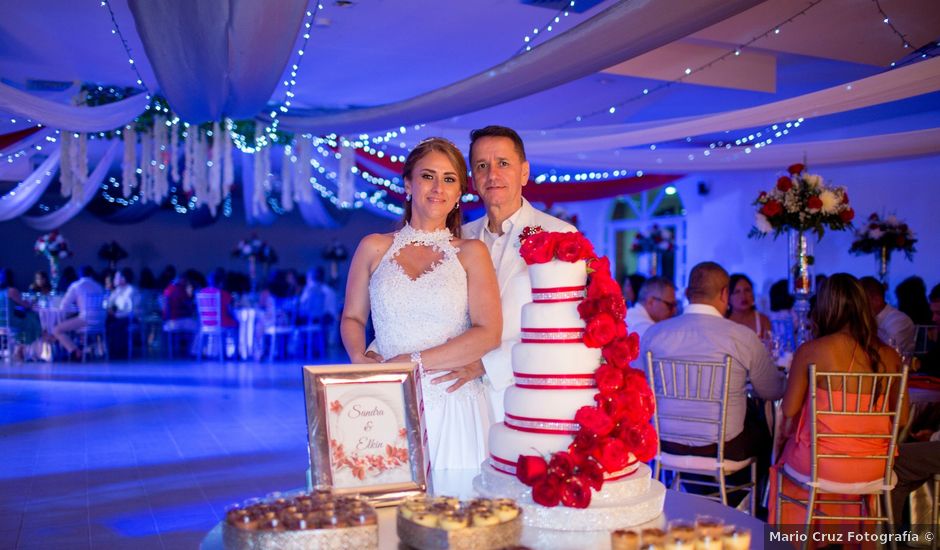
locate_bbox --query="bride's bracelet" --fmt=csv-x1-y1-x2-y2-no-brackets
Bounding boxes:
410,351,423,370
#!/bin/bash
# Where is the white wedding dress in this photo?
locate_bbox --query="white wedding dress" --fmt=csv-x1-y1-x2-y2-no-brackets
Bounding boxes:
369,224,492,479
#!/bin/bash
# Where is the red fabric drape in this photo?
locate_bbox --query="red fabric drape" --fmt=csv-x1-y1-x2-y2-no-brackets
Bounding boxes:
0,126,41,150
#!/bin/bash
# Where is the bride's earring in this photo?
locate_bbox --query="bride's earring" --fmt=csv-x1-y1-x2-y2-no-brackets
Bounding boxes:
453,202,459,210
406,193,412,202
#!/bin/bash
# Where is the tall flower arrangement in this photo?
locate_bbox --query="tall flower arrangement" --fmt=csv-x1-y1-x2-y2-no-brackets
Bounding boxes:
513,230,658,509
233,234,278,291
850,213,916,284
631,224,674,253
749,163,854,239
34,231,72,292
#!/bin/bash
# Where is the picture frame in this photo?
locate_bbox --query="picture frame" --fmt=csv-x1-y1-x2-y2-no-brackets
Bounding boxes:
302,362,430,507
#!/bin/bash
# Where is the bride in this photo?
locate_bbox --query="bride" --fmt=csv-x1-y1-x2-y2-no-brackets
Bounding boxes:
341,137,502,473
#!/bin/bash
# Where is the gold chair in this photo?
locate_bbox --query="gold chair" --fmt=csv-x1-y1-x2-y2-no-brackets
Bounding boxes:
646,352,758,514
774,364,909,547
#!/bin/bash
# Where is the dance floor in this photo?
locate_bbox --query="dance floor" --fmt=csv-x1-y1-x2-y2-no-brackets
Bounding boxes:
0,353,348,549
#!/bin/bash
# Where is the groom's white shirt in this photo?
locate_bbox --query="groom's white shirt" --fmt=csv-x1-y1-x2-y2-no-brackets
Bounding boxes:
462,198,575,421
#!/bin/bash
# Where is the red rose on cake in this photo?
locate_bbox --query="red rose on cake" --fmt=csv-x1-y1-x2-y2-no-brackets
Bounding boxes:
555,232,596,262
619,421,658,463
560,476,592,508
520,231,559,264
584,313,619,348
594,364,624,394
516,455,548,486
592,437,631,473
548,451,576,479
532,476,563,507
601,333,640,369
575,405,614,437
578,457,606,491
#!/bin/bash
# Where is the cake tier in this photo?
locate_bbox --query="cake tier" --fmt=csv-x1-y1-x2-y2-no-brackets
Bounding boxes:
511,343,601,380
529,260,587,291
520,302,585,344
473,464,666,532
488,422,637,476
503,386,596,435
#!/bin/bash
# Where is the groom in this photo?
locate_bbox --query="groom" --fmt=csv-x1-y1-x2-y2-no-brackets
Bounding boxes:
433,126,574,420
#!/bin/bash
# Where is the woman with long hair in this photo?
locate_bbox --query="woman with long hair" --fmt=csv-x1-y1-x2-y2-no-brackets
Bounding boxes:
341,138,501,476
726,273,771,341
769,273,908,524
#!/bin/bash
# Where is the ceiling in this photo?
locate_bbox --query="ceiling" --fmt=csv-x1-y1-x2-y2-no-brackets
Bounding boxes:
0,0,939,176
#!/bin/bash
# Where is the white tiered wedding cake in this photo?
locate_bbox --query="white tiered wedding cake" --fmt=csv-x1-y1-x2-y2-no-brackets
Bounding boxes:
474,230,665,531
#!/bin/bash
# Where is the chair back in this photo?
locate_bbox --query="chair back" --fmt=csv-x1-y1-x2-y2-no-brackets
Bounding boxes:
808,364,908,491
82,293,107,329
270,296,297,328
0,292,11,331
646,353,733,461
196,291,224,330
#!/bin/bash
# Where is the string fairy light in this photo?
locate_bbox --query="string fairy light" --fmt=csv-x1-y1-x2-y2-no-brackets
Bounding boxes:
517,0,576,55
872,0,912,52
564,0,827,127
266,2,322,140
100,0,151,99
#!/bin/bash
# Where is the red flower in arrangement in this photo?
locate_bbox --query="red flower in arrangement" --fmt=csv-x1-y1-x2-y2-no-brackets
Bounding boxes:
532,477,563,507
595,364,625,394
776,176,792,192
555,232,596,262
520,231,559,264
584,313,619,348
757,191,768,201
760,200,783,218
840,208,855,222
329,400,343,414
560,476,592,508
807,196,823,212
787,163,805,175
600,385,655,424
575,406,615,437
516,455,549,486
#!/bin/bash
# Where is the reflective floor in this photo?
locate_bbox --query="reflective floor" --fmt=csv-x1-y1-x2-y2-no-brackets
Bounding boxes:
0,354,347,549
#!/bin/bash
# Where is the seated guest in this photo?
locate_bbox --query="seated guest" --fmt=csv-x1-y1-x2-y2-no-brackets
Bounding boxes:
298,267,336,325
769,273,908,523
642,262,784,478
891,429,940,527
726,273,771,341
0,268,42,346
768,279,794,320
920,284,940,375
29,271,53,295
860,276,915,355
626,273,647,308
58,266,78,294
895,276,932,325
52,266,105,360
105,268,137,359
163,275,197,329
626,276,677,341
196,268,237,329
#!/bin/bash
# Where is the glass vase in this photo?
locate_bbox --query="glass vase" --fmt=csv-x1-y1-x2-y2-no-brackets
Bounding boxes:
788,229,815,346
877,245,891,287
48,257,60,295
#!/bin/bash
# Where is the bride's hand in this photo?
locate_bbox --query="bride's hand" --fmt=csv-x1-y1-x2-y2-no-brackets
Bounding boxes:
352,351,383,363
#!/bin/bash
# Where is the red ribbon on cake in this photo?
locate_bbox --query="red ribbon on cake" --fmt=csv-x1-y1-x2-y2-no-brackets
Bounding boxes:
520,327,585,344
531,285,586,303
513,371,597,390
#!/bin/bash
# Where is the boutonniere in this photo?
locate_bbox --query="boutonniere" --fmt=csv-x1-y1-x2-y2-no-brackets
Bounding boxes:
519,225,544,244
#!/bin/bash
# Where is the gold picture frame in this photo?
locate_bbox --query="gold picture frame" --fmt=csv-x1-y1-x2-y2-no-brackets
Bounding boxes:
303,362,429,507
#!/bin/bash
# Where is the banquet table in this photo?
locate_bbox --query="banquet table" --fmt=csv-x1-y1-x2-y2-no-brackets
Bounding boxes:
200,476,765,550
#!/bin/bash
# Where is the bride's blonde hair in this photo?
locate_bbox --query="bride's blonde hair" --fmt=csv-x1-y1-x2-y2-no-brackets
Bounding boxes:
401,137,468,238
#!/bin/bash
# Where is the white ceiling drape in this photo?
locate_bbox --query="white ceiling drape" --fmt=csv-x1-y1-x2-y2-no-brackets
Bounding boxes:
0,150,60,222
531,127,940,171
277,0,765,134
127,0,308,123
21,142,120,230
0,81,148,132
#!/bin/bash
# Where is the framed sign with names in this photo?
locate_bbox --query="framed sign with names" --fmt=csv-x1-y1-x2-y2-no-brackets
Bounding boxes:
302,363,429,506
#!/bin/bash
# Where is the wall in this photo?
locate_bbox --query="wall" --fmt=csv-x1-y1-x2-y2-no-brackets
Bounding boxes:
557,154,940,301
